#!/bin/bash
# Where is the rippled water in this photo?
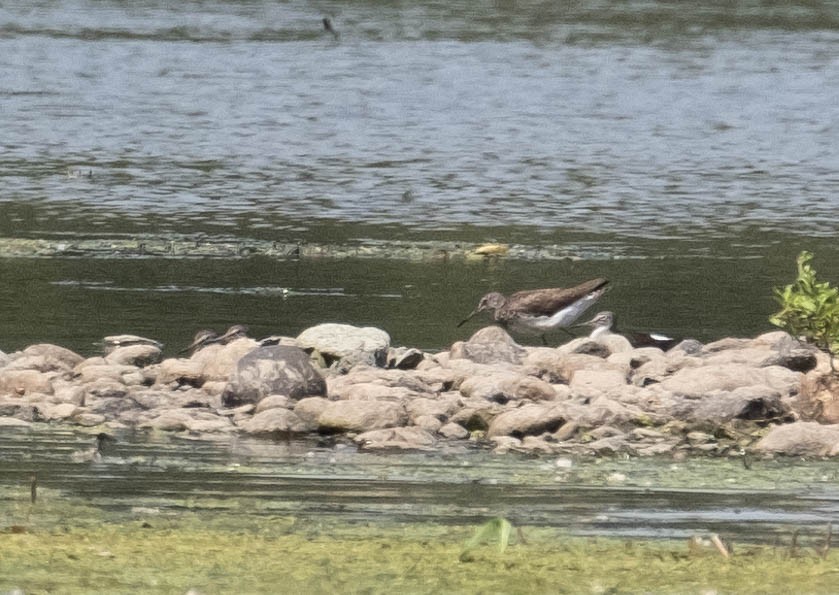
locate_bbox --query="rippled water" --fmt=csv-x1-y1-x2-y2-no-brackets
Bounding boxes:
2,0,838,245
1,1,838,349
3,427,839,542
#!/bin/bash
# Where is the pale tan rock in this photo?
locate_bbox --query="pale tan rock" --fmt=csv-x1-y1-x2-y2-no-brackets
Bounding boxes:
354,426,436,450
43,402,78,420
105,344,162,367
74,364,136,384
413,415,443,433
569,369,628,398
658,363,801,398
255,394,292,413
193,338,259,381
318,400,406,432
0,369,54,396
21,343,84,371
755,421,839,456
156,359,205,386
293,397,331,425
486,403,566,438
239,408,310,434
438,422,469,440
449,326,525,365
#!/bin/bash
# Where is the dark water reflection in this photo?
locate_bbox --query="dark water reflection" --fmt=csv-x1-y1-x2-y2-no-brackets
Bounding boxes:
2,427,839,543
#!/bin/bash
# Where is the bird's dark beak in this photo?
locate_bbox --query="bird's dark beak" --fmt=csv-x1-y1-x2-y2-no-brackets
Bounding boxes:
457,309,478,328
574,316,597,328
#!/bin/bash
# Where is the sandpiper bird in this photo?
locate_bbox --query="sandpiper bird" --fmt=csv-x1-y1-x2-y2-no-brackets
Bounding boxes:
215,324,249,344
180,325,249,355
580,311,679,351
179,329,219,355
458,278,609,342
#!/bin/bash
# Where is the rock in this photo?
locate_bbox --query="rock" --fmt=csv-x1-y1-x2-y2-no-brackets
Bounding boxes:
296,323,390,368
0,369,54,396
221,345,326,407
74,364,136,384
293,397,331,426
354,427,436,450
569,369,627,398
459,372,557,403
414,414,443,433
687,387,790,424
583,435,632,455
569,396,643,428
156,359,205,386
41,402,78,420
193,338,260,381
105,344,162,367
239,408,311,435
449,326,525,365
657,364,801,398
754,421,839,456
184,415,235,433
0,398,36,421
438,422,469,439
486,403,566,438
74,412,107,427
140,409,194,431
20,344,84,371
0,416,31,428
317,400,406,433
405,396,459,421
255,394,292,413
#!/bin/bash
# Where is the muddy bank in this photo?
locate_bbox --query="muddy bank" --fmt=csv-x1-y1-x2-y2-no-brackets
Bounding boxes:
1,322,838,458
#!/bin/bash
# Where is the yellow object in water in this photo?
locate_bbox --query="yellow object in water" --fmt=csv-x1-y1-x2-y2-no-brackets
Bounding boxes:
473,243,509,257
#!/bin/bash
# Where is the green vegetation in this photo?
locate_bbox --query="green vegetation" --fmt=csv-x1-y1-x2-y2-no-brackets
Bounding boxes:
460,516,513,561
771,251,839,372
3,497,839,594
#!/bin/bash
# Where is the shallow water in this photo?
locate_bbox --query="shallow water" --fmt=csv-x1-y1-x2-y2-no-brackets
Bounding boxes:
1,0,839,352
2,427,839,543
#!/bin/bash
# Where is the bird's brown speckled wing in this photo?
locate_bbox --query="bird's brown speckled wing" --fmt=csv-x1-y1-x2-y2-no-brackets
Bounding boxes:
504,278,608,317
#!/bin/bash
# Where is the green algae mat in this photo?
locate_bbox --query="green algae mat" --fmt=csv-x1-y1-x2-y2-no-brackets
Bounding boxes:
3,507,839,594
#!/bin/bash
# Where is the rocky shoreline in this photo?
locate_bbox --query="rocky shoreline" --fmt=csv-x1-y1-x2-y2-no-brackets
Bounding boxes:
2,322,839,458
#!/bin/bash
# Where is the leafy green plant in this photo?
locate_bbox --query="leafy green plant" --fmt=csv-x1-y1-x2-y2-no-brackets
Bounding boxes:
770,251,839,372
459,517,513,561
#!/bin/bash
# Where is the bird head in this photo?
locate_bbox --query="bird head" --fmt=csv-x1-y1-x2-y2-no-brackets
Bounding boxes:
457,292,506,327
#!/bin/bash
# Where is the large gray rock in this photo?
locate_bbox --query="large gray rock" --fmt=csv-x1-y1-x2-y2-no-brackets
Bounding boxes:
296,323,390,368
222,345,326,407
450,326,525,365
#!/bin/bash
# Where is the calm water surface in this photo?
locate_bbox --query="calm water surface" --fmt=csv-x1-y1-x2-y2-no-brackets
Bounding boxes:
2,0,839,351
